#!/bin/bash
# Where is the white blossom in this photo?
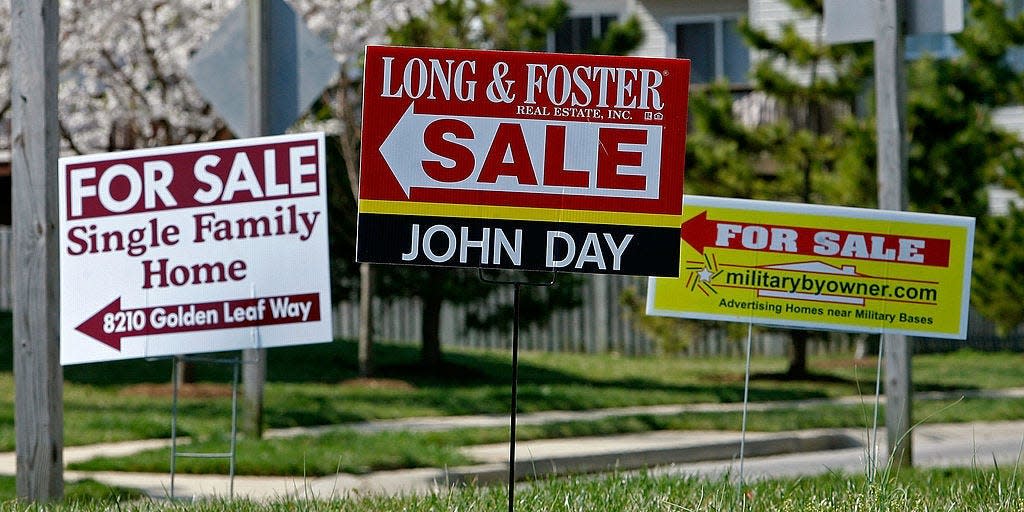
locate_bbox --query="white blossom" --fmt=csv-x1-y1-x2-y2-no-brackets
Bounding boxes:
294,0,432,63
2,0,428,154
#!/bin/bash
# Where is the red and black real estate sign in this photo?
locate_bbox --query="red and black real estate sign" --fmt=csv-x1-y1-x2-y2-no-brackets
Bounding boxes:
357,46,690,276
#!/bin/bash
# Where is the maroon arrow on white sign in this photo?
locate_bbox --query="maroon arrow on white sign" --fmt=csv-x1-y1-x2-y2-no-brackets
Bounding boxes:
76,293,322,350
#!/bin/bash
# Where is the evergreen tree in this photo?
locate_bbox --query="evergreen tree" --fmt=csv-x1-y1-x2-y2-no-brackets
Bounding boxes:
905,1,1024,218
932,0,1024,332
686,0,1024,356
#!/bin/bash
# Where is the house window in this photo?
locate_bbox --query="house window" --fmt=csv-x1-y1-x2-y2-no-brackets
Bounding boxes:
673,16,750,85
551,14,618,53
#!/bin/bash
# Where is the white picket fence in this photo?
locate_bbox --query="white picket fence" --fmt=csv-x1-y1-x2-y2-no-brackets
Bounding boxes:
330,274,843,358
330,275,681,356
330,288,1022,357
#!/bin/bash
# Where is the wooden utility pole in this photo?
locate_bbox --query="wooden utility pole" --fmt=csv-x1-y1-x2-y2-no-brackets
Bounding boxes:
242,0,270,439
875,0,913,468
11,0,64,501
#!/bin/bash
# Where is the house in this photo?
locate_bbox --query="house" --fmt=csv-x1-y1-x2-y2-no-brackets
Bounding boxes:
549,0,794,88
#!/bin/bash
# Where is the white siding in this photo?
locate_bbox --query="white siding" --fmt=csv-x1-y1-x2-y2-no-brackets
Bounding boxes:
987,186,1024,216
993,106,1024,137
749,0,837,86
632,0,670,57
988,107,1024,216
749,0,810,37
563,0,625,15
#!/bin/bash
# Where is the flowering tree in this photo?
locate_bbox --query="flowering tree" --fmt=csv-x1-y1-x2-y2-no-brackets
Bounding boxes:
4,0,435,440
57,1,232,152
4,1,231,151
0,1,428,153
1,1,430,379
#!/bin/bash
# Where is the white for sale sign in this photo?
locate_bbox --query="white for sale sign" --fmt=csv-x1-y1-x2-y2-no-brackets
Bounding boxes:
59,133,333,365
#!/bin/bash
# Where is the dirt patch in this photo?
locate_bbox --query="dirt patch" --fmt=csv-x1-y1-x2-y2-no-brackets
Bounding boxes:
338,378,417,391
696,373,745,384
813,358,879,370
118,383,234,399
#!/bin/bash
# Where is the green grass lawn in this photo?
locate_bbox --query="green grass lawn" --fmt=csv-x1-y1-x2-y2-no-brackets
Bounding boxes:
1,468,1022,511
331,468,1024,512
69,396,1024,476
3,311,1024,476
0,476,146,504
0,335,1020,451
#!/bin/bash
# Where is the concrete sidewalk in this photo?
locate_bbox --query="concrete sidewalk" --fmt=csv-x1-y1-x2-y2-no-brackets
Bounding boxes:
2,392,1023,501
45,421,1024,501
22,428,862,500
265,386,1024,438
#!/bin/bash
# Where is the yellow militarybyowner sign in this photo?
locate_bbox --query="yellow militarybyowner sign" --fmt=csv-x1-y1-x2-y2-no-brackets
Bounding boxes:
647,196,975,339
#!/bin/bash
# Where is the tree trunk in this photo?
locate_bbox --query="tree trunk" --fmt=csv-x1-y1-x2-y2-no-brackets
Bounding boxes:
787,329,809,377
854,333,871,360
358,262,374,378
335,71,375,378
242,348,265,439
420,294,444,371
175,360,196,387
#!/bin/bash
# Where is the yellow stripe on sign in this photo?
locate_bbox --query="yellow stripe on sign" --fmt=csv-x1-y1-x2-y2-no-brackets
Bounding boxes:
358,199,681,227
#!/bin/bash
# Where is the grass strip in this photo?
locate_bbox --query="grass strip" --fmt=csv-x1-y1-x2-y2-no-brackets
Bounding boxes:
3,311,1024,453
69,430,474,476
2,467,1023,511
16,346,1023,452
69,396,1024,476
0,477,146,504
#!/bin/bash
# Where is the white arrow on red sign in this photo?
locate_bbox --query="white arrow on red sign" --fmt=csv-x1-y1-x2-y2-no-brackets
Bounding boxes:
679,209,952,267
76,293,322,350
379,103,664,199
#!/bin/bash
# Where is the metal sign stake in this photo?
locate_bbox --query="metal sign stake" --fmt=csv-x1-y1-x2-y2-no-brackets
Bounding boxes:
479,270,556,512
169,354,241,500
508,281,522,512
